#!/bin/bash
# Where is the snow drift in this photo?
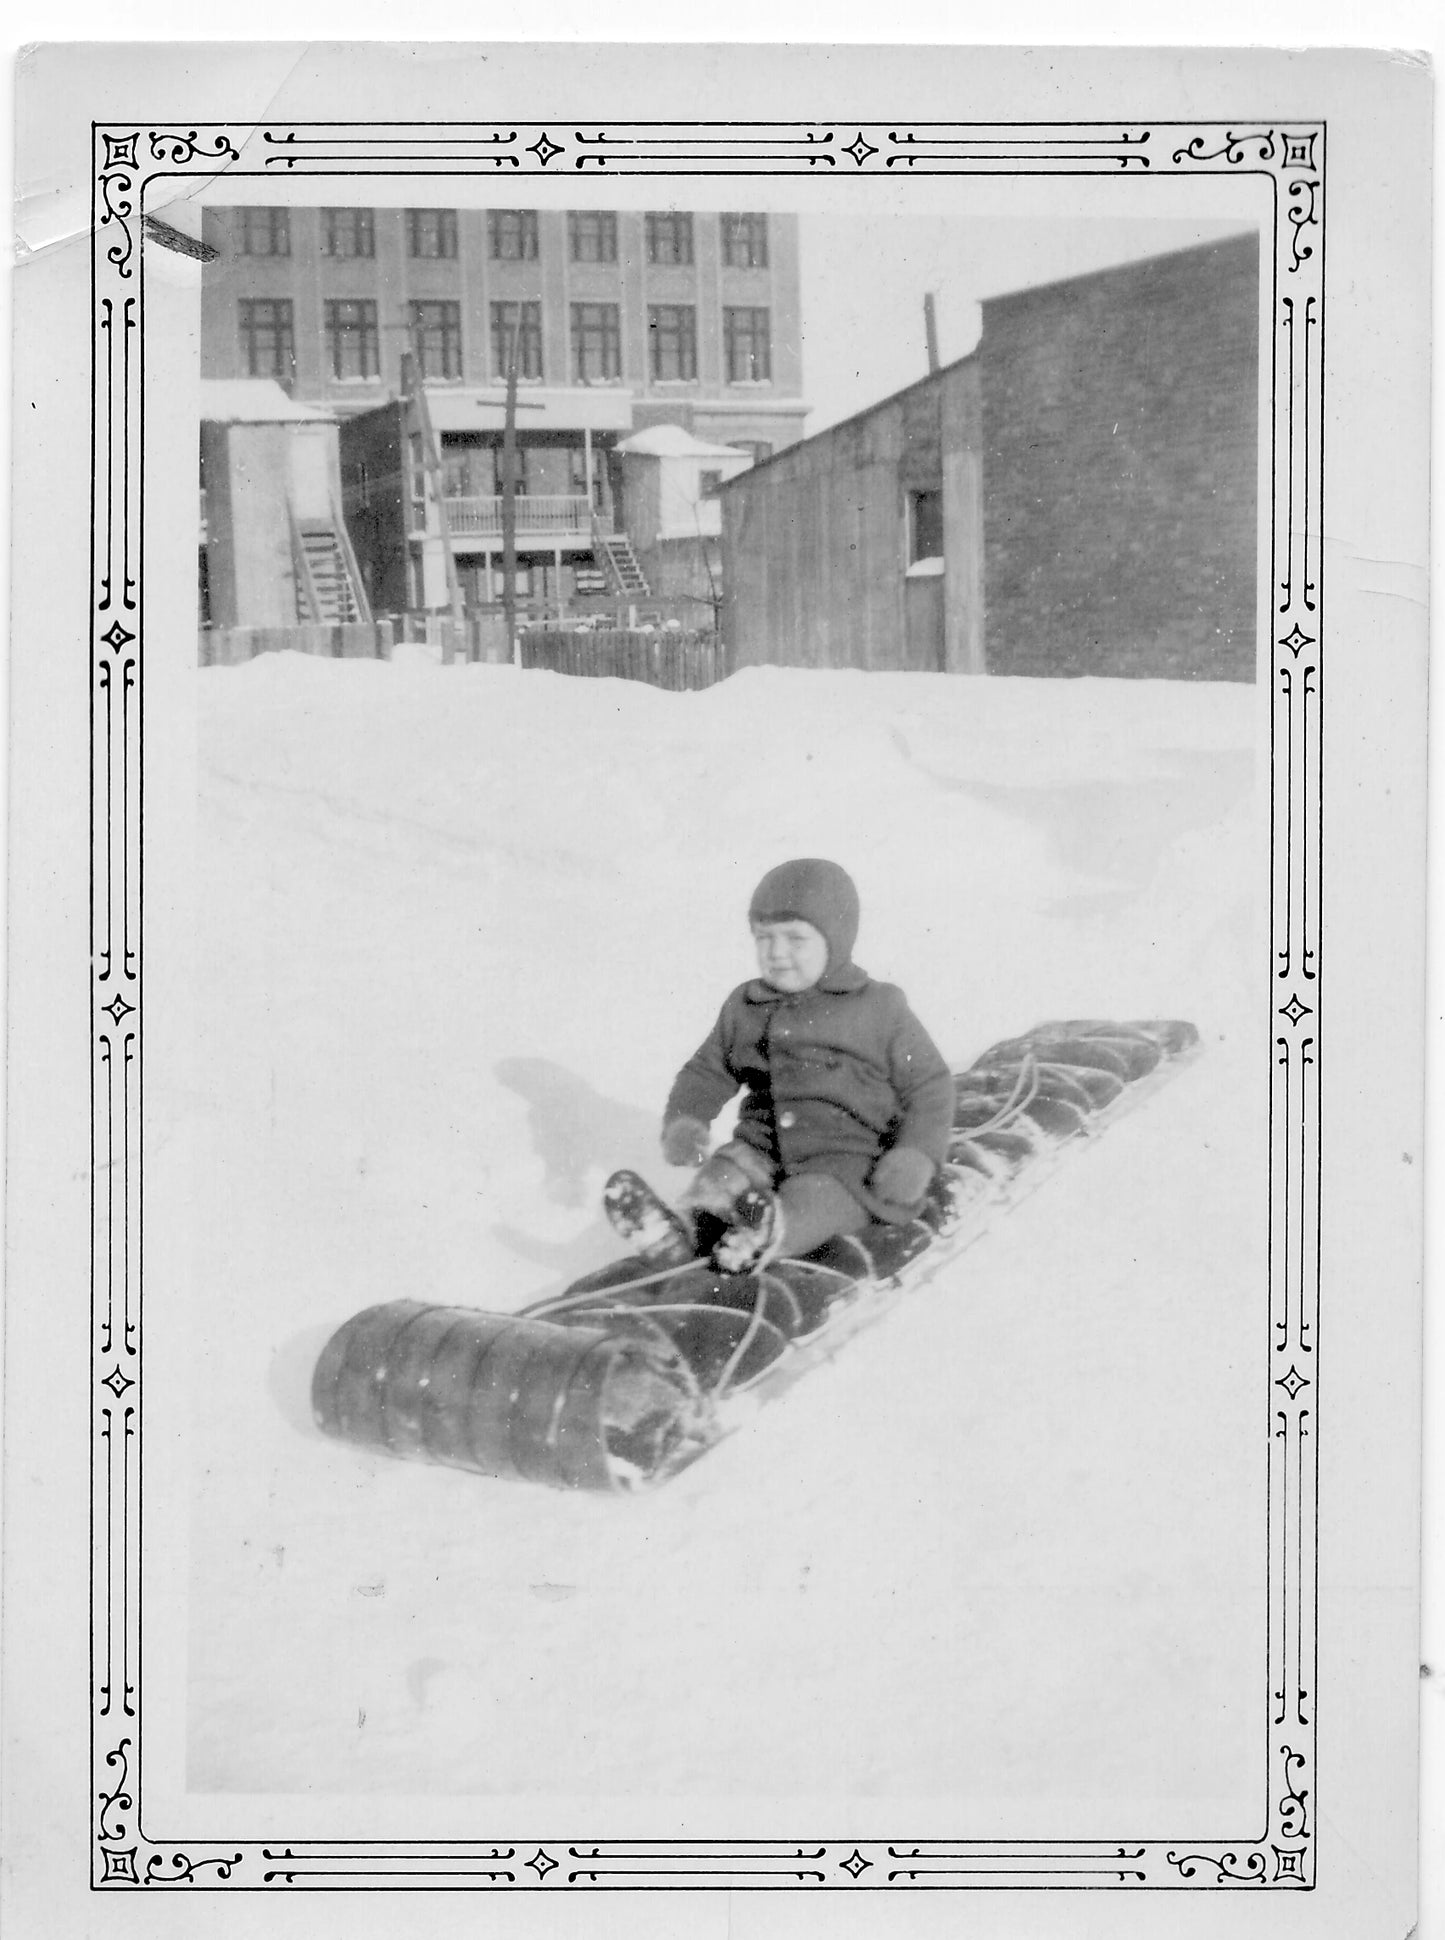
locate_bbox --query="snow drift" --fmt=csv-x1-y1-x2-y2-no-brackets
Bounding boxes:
185,657,1266,1829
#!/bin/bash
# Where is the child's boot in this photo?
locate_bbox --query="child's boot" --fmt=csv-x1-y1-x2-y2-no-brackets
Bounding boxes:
711,1186,784,1275
680,1146,775,1259
603,1170,697,1268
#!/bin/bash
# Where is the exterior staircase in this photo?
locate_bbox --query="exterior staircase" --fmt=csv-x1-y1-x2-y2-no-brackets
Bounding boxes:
292,511,371,625
594,531,650,598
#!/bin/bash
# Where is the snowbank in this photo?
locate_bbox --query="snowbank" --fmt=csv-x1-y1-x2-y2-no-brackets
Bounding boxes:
187,657,1266,1826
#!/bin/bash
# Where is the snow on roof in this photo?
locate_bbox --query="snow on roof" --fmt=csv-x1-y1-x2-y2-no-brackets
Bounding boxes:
199,380,337,425
426,386,634,433
615,424,750,461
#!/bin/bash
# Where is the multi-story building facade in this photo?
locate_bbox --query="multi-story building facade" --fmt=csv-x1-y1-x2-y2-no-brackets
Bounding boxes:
200,204,808,612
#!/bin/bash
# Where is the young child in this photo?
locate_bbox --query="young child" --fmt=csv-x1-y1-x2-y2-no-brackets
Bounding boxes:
661,858,955,1272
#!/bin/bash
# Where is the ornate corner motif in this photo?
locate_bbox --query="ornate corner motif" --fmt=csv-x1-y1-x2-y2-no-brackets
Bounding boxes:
1276,1744,1310,1840
147,129,241,166
1287,179,1321,272
144,1850,248,1884
97,1738,134,1842
1166,1847,1268,1884
97,134,138,278
1172,129,1275,165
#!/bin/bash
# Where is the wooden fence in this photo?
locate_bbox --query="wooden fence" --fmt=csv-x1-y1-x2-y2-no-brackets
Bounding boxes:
199,621,396,666
199,616,514,667
519,628,726,692
199,618,726,691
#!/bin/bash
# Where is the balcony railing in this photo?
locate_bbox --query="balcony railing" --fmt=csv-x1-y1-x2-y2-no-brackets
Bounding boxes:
445,493,596,539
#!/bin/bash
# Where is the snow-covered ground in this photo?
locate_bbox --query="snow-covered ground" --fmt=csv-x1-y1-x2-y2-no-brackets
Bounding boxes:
186,655,1267,1831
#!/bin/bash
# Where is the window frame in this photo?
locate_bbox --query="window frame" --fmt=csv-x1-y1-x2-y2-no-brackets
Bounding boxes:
723,305,773,384
323,298,381,382
567,210,618,264
488,209,539,262
410,299,464,382
907,487,946,564
721,213,769,270
321,208,375,260
238,297,296,386
489,300,544,381
644,211,695,267
647,303,698,383
237,207,291,258
570,301,623,383
406,208,459,261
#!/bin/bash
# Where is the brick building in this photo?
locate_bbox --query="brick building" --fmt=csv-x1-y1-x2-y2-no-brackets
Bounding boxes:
200,204,807,610
720,234,1260,681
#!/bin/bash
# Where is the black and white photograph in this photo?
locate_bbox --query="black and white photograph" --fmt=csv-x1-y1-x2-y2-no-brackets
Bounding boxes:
2,35,1432,1940
188,180,1273,1820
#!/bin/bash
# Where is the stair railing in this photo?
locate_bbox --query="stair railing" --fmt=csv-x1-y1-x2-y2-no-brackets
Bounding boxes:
287,500,324,624
329,493,373,625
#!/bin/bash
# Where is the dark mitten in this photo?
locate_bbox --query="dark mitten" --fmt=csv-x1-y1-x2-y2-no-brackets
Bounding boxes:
661,1115,710,1168
869,1145,935,1209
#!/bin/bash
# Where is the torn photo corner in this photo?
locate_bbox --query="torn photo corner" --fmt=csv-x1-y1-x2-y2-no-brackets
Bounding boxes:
4,38,1431,1940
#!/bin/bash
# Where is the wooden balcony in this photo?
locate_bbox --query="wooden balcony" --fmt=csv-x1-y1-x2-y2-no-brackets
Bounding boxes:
444,493,600,541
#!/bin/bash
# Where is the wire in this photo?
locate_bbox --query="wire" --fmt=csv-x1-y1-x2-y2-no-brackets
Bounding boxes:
524,1256,700,1318
712,1270,777,1399
958,1052,1039,1138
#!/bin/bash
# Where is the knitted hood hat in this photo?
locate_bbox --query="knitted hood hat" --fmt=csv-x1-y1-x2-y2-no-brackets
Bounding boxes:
749,859,860,974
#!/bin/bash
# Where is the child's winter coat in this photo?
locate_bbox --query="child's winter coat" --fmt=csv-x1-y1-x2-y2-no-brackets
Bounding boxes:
664,960,954,1224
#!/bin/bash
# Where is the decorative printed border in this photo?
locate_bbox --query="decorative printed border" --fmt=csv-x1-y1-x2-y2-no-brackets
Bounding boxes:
91,118,1323,1891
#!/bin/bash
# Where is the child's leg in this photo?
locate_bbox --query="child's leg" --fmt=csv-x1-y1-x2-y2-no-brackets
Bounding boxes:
678,1141,776,1223
774,1173,870,1259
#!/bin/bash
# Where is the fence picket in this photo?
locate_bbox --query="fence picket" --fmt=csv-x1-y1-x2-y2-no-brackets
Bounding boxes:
201,621,722,689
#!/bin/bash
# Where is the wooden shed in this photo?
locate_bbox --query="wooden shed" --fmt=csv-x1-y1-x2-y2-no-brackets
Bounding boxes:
718,233,1259,681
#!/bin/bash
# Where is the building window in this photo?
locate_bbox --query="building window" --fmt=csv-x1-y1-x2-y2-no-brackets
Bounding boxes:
490,301,543,380
411,300,463,380
722,213,769,269
238,298,295,386
647,304,697,382
324,299,380,380
723,306,772,382
237,207,290,257
568,211,617,263
488,210,539,261
407,208,458,260
571,302,622,383
441,451,473,498
908,489,945,562
699,470,723,498
645,211,694,266
321,208,375,259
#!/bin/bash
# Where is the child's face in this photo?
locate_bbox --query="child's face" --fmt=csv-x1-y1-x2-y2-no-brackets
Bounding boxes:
752,919,829,994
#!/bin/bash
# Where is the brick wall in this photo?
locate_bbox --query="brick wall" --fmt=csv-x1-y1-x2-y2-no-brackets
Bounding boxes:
981,233,1259,681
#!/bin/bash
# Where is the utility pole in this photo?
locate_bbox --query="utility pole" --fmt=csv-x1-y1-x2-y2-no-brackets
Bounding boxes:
501,321,520,656
924,292,940,374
